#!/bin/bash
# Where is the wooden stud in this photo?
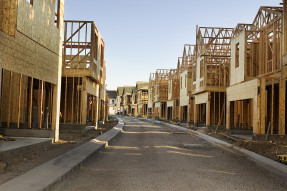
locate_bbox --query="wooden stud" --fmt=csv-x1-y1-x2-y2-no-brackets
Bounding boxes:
64,76,67,123
7,71,12,128
17,74,22,128
38,80,43,129
28,77,33,129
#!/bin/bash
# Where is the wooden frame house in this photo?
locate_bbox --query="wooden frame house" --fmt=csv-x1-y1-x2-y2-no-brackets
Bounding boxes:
153,69,171,119
123,86,135,115
131,87,138,116
116,87,124,114
0,0,65,142
193,27,234,128
167,68,179,121
148,73,156,118
136,82,149,118
226,6,287,137
178,45,196,124
61,20,105,129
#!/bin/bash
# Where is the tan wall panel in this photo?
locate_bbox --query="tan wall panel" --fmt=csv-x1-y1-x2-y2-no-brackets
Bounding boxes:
0,31,59,84
17,0,60,54
86,78,98,96
195,92,209,105
230,31,246,86
0,0,17,36
227,79,258,102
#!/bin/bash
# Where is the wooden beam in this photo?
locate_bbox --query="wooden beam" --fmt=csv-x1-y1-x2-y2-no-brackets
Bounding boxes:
28,77,33,128
17,74,22,128
64,77,67,123
38,80,43,129
7,71,12,128
71,77,74,123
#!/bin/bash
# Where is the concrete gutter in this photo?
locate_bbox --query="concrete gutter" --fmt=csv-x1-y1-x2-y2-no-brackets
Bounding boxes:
0,118,124,191
138,117,287,179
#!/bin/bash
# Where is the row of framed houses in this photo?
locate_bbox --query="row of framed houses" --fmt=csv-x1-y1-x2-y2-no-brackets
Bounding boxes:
117,3,287,139
0,0,108,142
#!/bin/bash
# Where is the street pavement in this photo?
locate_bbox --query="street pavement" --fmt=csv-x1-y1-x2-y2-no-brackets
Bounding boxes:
53,116,287,191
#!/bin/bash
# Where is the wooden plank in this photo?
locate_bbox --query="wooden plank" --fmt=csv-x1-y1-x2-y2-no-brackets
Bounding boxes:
271,79,274,134
71,77,74,123
28,77,33,128
7,71,12,128
64,76,67,123
206,93,211,126
38,80,43,129
17,74,22,128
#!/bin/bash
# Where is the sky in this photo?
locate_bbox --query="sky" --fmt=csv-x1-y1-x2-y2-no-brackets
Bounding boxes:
64,0,282,90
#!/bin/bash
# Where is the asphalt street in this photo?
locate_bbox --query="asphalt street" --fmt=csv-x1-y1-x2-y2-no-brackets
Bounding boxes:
53,116,287,191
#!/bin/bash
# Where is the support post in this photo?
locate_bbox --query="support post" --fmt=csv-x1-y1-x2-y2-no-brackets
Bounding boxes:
206,93,211,128
81,77,87,125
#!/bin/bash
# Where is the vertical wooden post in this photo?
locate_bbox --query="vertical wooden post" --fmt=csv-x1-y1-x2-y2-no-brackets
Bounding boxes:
38,80,43,129
206,93,211,127
279,79,286,135
194,103,198,126
28,77,33,128
81,77,87,125
186,97,191,127
0,52,3,128
7,71,12,128
271,80,274,134
64,76,67,123
243,100,248,129
17,74,22,128
226,101,230,130
71,77,74,123
260,79,267,134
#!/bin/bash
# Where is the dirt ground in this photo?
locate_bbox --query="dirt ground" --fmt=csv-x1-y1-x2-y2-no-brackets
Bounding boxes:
201,130,287,162
0,117,118,185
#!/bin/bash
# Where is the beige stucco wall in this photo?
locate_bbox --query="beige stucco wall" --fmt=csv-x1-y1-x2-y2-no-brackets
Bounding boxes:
195,56,205,93
179,70,189,106
227,79,258,102
230,31,246,86
167,100,174,107
195,92,209,105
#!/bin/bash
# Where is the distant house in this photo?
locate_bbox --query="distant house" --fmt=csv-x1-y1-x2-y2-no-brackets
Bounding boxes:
107,90,117,115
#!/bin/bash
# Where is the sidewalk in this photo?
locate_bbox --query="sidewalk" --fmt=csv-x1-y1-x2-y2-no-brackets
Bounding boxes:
0,118,124,191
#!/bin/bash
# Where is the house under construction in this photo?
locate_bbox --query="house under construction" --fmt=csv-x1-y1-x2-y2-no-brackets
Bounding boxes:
167,68,179,121
0,0,65,142
153,69,171,119
178,45,196,124
60,20,106,129
226,6,287,138
193,27,234,128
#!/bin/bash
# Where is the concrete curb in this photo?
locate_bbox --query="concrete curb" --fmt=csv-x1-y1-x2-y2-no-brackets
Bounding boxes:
137,117,287,179
0,118,124,191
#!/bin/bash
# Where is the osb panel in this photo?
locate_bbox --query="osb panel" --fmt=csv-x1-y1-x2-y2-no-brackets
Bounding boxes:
17,0,60,54
195,56,204,93
179,70,188,97
166,100,174,107
227,79,258,101
230,31,246,86
179,94,189,106
0,0,17,36
195,92,209,105
0,31,59,84
86,78,98,96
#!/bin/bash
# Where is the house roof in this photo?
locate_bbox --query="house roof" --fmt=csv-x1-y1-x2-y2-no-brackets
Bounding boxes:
117,87,124,96
107,90,117,99
136,81,149,90
124,86,136,95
